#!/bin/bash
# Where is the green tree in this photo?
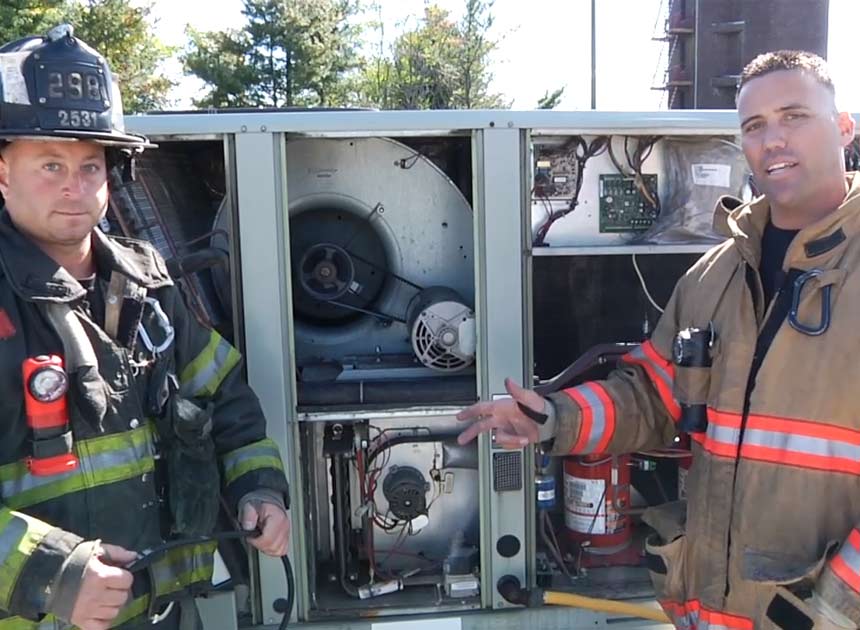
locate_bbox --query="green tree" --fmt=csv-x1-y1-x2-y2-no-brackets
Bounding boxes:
63,0,173,113
184,27,259,108
0,0,68,46
183,0,362,108
454,0,503,109
537,86,565,109
356,2,390,108
387,6,459,109
361,2,505,110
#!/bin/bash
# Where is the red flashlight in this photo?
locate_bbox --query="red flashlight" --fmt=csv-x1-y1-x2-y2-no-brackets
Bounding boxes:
22,355,78,476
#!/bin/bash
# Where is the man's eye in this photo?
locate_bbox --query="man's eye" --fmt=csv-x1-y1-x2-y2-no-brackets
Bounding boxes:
743,122,762,133
82,163,102,174
43,163,61,172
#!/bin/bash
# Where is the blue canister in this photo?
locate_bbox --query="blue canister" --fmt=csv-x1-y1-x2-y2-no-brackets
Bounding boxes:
535,474,556,510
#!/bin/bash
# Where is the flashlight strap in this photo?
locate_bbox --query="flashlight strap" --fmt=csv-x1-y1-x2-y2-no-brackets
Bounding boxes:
30,430,73,458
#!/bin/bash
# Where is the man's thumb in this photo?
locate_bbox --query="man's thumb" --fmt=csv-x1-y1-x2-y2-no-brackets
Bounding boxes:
241,502,259,531
99,543,139,565
504,377,528,401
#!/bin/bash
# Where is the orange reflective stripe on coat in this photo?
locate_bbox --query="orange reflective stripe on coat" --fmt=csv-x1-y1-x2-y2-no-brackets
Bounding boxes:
660,599,753,630
830,529,860,592
690,410,742,458
692,409,860,476
562,382,616,455
621,341,681,421
741,414,860,475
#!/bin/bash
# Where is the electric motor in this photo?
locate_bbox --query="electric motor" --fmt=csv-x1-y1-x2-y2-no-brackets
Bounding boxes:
382,465,429,521
406,287,476,372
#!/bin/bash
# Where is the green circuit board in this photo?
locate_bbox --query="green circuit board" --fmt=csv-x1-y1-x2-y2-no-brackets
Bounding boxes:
598,174,659,233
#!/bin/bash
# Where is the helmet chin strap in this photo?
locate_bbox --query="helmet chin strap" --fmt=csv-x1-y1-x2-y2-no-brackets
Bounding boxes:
106,147,139,183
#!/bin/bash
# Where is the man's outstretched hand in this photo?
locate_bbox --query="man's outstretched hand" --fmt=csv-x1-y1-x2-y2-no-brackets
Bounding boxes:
457,377,546,448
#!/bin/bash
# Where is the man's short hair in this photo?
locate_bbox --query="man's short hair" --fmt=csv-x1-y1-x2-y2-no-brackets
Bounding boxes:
738,50,834,98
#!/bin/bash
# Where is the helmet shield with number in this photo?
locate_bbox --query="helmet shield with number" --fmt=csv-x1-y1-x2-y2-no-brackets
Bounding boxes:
0,24,154,150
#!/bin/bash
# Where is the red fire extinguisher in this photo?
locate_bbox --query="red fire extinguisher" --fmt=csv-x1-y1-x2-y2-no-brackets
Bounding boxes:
22,355,79,476
564,454,632,551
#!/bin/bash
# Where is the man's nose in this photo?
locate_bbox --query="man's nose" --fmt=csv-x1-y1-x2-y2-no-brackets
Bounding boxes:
61,171,86,197
761,123,788,152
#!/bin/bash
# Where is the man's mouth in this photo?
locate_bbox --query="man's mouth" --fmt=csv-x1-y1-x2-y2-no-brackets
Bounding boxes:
765,161,798,175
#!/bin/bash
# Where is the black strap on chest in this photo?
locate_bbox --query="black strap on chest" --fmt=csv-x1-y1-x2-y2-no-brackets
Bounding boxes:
747,268,803,389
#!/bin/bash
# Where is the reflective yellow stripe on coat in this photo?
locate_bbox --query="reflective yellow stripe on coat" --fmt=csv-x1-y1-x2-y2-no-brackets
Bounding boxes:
0,424,156,510
222,438,285,485
180,330,241,398
0,512,54,610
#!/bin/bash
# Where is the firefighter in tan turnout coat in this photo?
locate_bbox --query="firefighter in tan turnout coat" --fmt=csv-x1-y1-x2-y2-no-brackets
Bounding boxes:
459,51,860,630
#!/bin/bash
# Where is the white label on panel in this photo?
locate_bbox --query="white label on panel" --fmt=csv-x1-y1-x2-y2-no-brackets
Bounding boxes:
691,163,732,188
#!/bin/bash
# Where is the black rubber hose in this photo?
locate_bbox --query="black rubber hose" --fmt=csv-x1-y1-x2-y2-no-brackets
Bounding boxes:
366,432,461,468
534,343,636,395
271,555,295,629
127,530,295,628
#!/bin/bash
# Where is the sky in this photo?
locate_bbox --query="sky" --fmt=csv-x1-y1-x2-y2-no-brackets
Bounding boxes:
147,0,860,112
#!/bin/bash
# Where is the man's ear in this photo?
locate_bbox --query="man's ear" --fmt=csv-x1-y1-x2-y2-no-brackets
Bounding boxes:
837,111,856,148
0,153,10,199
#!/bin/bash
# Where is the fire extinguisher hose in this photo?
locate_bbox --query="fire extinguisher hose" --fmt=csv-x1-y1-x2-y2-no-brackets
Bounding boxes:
543,590,670,623
497,576,669,624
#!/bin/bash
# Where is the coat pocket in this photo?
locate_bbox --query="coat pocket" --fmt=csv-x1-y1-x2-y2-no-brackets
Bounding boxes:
643,500,689,625
645,533,687,604
744,543,842,630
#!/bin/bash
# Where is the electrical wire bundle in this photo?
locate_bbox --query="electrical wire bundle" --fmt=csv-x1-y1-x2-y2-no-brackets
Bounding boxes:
607,135,662,214
358,427,445,581
533,136,610,247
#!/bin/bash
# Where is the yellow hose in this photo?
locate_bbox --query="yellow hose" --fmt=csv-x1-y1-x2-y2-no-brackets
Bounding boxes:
543,590,671,623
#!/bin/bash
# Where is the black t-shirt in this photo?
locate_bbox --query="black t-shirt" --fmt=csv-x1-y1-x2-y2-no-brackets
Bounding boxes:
759,221,799,308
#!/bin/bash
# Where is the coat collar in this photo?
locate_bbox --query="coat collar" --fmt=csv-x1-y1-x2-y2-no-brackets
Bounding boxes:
0,209,172,302
716,172,860,270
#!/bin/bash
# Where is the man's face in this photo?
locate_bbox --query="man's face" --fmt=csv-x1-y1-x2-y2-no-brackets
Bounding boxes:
737,69,855,218
0,139,108,248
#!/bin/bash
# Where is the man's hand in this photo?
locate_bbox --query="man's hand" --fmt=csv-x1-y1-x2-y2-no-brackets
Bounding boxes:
69,544,136,630
241,501,290,557
457,377,546,448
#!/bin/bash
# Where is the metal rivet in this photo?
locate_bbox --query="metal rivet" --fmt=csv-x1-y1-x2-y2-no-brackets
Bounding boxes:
241,125,248,132
107,295,118,304
33,53,40,60
140,472,148,482
129,418,139,429
38,64,44,70
38,97,46,104
260,125,267,132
